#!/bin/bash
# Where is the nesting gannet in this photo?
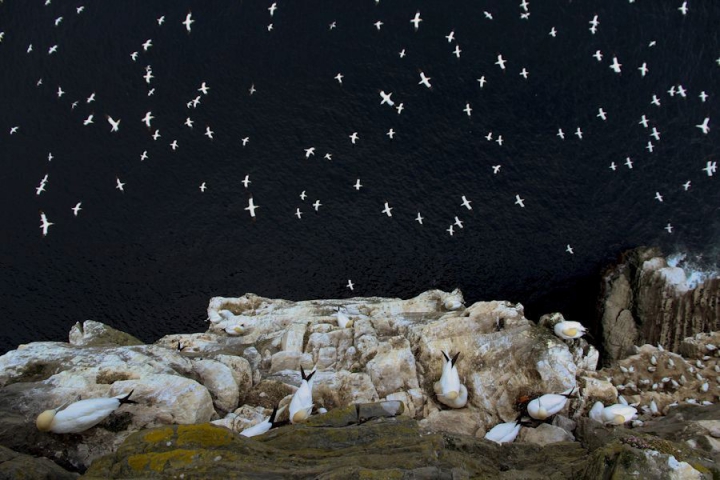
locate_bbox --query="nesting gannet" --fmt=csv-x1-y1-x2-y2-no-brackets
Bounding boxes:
418,71,432,88
454,216,464,229
335,307,353,328
597,108,607,120
593,50,603,61
380,90,394,106
198,82,209,95
39,212,53,236
48,45,58,54
527,390,574,420
445,30,455,42
142,39,152,51
382,202,392,217
485,420,522,445
353,179,362,190
461,195,472,210
386,128,395,139
106,116,120,132
269,3,277,16
183,11,194,33
415,212,424,224
245,197,259,218
566,244,574,255
170,140,178,151
697,117,710,134
554,321,587,339
130,51,138,61
200,182,207,192
304,147,315,158
514,195,525,208
373,20,383,30
477,76,487,88
313,200,321,211
152,129,161,141
241,405,280,437
205,126,214,140
609,57,621,73
157,16,165,25
589,401,604,422
142,111,154,128
36,391,136,434
464,103,472,116
289,367,315,423
347,279,354,290
665,223,673,234
410,11,422,30
295,208,302,219
679,1,688,15
434,351,467,408
519,68,528,79
116,177,125,192
72,202,82,216
349,132,359,144
639,63,648,77
453,45,461,58
601,404,637,425
495,54,506,70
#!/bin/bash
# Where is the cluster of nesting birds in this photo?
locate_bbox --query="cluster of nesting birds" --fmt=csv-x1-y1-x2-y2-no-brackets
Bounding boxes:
10,0,713,265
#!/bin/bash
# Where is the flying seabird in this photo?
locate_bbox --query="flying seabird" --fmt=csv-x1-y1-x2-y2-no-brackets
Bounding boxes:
682,181,691,190
597,108,607,120
142,111,154,128
665,223,673,233
185,117,194,128
300,191,307,200
347,279,354,290
86,92,95,103
242,175,251,188
639,63,648,77
549,27,557,37
453,45,461,58
205,126,214,139
454,216,464,229
415,212,424,224
447,225,454,236
697,117,710,134
200,182,207,192
639,115,649,128
157,16,165,25
566,245,574,254
39,211,53,236
106,116,120,132
445,30,455,42
399,49,406,58
334,73,343,84
380,90,394,106
170,140,178,150
304,147,315,158
492,165,501,174
269,3,277,16
183,11,194,33
557,128,565,139
609,57,622,73
48,45,58,54
625,157,633,169
514,195,525,207
57,86,65,97
242,137,250,146
72,202,82,216
519,68,529,79
382,202,392,217
373,20,383,30
140,151,148,161
396,103,404,114
410,11,422,31
593,50,603,61
152,129,161,140
198,82,209,95
313,200,321,211
349,132,359,144
464,103,472,116
461,196,472,210
295,208,302,219
386,128,395,139
495,54,507,70
419,71,432,88
245,197,259,218
477,76,487,88
142,39,152,51
353,179,362,190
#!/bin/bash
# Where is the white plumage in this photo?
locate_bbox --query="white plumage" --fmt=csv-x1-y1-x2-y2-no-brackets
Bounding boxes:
36,391,135,434
335,307,353,328
527,391,573,420
434,351,468,409
484,420,522,444
601,404,637,425
589,401,605,422
553,321,588,340
289,367,315,424
241,405,280,438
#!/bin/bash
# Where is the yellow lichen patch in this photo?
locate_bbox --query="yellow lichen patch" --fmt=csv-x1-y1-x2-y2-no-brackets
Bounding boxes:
176,424,235,448
143,426,174,444
127,449,198,473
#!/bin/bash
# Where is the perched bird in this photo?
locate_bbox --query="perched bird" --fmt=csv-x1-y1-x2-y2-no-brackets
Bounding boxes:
36,391,136,434
289,367,315,424
601,404,637,425
526,390,574,420
589,401,605,422
434,351,467,409
484,420,522,445
335,307,353,328
241,405,280,438
553,321,588,340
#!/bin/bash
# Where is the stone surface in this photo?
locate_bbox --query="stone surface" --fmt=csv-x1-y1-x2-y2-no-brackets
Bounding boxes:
0,445,78,480
69,320,144,348
192,359,240,413
519,423,575,446
599,247,720,362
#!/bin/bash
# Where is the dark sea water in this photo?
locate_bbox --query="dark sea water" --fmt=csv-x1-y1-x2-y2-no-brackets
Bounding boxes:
1,0,719,354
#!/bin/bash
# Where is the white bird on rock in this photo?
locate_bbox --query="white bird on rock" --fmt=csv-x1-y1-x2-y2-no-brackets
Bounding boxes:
527,389,576,420
601,404,637,425
36,391,136,434
553,321,588,340
484,420,522,445
434,351,467,408
335,307,353,328
241,405,281,438
289,367,315,424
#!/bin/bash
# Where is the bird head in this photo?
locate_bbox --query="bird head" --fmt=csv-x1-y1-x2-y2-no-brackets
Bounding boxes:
35,409,56,432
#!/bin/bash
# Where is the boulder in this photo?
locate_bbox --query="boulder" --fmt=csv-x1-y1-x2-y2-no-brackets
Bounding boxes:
0,445,78,480
192,359,240,413
69,320,143,347
519,423,575,446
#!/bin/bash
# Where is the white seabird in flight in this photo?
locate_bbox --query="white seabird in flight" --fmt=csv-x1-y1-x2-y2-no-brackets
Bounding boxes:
419,71,432,88
242,137,250,146
387,128,395,139
140,151,148,161
295,208,302,219
313,200,322,211
382,202,392,217
495,54,507,70
683,180,691,190
454,217,464,229
597,108,607,120
453,45,461,58
445,30,455,43
639,115,649,128
245,197,259,218
142,111,154,128
349,132,359,144
354,179,362,190
269,3,277,16
447,225,454,236
199,182,207,192
639,63,648,77
609,56,621,73
183,11,194,33
593,50,603,61
654,192,663,202
380,90,394,106
142,39,152,51
410,11,422,31
696,117,710,134
152,129,161,140
347,279,354,291
334,73,343,84
205,126,214,139
39,211,53,236
300,191,307,200
557,128,565,139
514,195,525,207
170,140,178,151
373,20,383,31
566,245,574,255
157,16,165,25
665,223,673,233
116,177,125,191
415,212,424,224
625,157,633,169
242,175,251,188
72,202,82,216
107,116,120,132
199,82,209,95
461,195,472,210
464,103,472,116
185,117,194,128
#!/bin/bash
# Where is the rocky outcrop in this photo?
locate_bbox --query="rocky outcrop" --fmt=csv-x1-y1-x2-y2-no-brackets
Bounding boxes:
599,247,720,363
0,445,78,479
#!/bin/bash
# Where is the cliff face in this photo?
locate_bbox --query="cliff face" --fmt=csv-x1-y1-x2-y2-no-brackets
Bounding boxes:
599,247,720,363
